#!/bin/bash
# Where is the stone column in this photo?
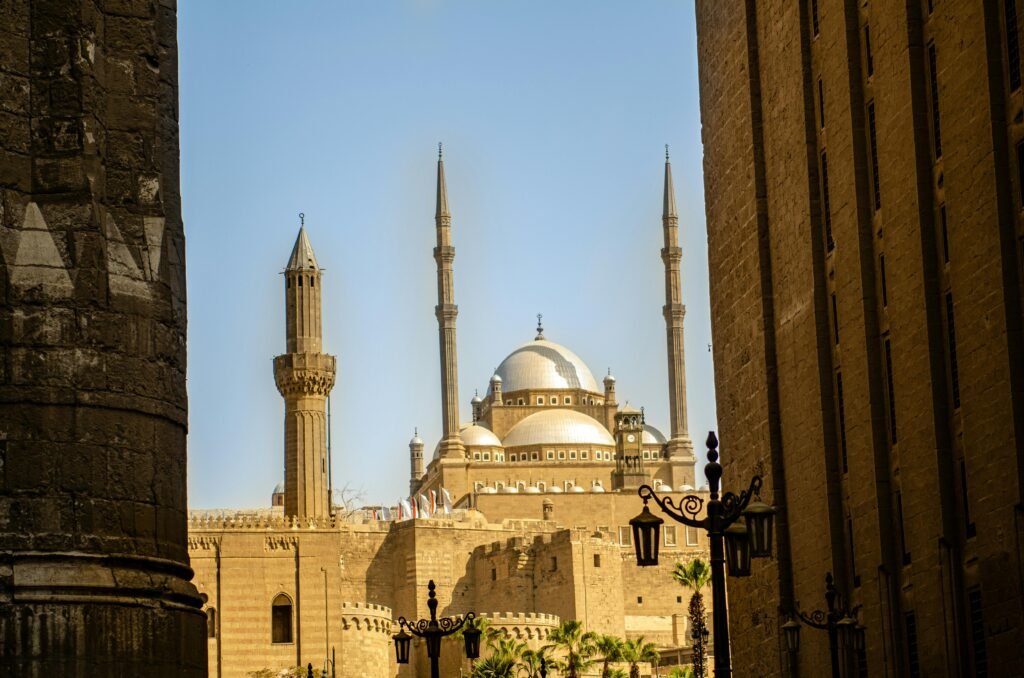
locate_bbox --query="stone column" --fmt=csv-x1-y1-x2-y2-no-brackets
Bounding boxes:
0,0,205,674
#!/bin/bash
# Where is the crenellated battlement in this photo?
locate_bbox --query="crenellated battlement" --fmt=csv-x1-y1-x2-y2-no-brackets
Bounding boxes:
479,611,561,642
340,602,394,634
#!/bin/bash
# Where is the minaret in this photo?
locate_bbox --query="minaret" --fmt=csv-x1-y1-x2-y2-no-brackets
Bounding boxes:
434,144,465,459
273,219,336,518
409,429,425,495
661,148,696,471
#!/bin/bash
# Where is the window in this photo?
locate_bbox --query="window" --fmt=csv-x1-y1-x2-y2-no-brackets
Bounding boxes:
945,293,961,408
1006,0,1021,91
837,371,848,473
940,204,950,262
518,398,525,406
864,25,874,76
677,596,683,603
509,453,517,462
286,278,290,288
516,481,526,491
563,480,574,491
664,526,677,547
272,594,293,643
564,396,572,405
896,491,911,565
473,452,481,461
531,452,539,461
619,527,633,546
569,450,577,460
831,293,840,345
642,450,650,460
821,151,834,251
968,588,988,677
818,78,825,129
581,451,589,460
637,596,643,604
558,451,566,460
490,567,497,581
880,255,889,306
927,43,942,158
495,481,505,490
905,612,921,678
884,336,897,444
474,482,484,491
207,607,217,639
550,556,558,571
811,0,820,36
309,277,314,287
551,397,558,405
961,459,976,538
868,102,880,210
297,276,302,287
537,482,546,491
505,400,512,405
537,397,544,405
685,526,699,546
546,451,554,460
593,554,601,568
483,452,490,461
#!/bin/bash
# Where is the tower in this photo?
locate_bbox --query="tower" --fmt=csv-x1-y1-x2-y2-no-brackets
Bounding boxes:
273,224,336,518
409,430,425,495
661,148,696,479
612,407,648,490
434,145,465,460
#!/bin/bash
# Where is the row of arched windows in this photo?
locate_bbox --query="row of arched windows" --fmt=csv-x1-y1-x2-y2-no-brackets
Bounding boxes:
202,593,295,644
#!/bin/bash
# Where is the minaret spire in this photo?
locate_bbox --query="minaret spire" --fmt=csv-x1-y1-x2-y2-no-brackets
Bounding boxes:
274,220,336,518
661,149,695,477
434,145,464,459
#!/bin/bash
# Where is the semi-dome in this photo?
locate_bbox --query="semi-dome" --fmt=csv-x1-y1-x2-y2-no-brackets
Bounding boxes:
490,339,600,394
502,409,615,448
460,423,502,448
642,424,667,446
273,482,284,495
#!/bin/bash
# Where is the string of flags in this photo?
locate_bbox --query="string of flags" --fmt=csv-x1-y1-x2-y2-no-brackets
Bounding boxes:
366,488,454,522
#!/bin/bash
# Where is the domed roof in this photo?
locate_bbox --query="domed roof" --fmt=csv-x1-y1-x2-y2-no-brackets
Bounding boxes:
490,339,600,394
461,423,502,448
273,482,284,494
502,409,615,448
642,424,667,446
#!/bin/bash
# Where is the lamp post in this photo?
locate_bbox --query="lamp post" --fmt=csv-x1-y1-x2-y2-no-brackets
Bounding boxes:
781,572,866,678
392,580,481,678
629,431,776,677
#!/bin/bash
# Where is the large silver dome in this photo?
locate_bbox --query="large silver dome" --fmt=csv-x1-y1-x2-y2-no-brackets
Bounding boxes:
490,339,600,394
502,409,615,448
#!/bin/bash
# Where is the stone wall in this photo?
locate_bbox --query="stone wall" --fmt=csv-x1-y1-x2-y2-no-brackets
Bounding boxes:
338,602,393,678
0,0,204,674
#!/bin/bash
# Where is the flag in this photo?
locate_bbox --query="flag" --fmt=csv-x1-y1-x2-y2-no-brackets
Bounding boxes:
429,490,437,515
441,488,453,515
400,498,413,520
381,506,392,521
418,494,431,517
410,497,418,519
396,500,404,521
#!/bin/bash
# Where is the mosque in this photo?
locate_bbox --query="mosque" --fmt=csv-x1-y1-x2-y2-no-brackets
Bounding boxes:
187,152,710,678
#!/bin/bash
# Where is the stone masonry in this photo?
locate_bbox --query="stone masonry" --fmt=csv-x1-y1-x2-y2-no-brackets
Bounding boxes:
696,1,1024,676
0,0,205,675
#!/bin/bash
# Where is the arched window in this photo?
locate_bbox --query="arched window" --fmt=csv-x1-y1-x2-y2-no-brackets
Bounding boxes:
272,593,293,643
297,276,302,287
207,607,217,639
309,277,314,287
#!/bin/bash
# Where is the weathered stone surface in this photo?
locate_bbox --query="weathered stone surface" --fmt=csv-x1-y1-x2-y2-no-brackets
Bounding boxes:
0,0,204,674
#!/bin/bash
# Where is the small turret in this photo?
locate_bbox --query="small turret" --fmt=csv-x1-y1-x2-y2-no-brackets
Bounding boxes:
603,369,617,405
409,428,425,495
471,391,483,423
490,373,503,406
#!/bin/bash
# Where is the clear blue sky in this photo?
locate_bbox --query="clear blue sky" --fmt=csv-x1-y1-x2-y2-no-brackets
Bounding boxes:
180,1,714,509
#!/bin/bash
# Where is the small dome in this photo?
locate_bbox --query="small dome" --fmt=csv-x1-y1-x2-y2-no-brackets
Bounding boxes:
273,482,285,495
569,485,585,493
490,339,600,394
490,373,502,384
524,486,541,494
642,424,667,446
502,409,615,449
480,486,497,494
461,423,502,448
604,373,616,384
501,485,519,494
680,484,695,492
471,393,482,404
546,485,563,493
410,432,424,446
591,485,606,493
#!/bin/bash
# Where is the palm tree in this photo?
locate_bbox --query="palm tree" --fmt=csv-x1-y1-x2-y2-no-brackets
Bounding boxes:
454,616,493,675
472,653,518,678
544,620,597,678
673,559,712,678
607,670,630,678
667,667,695,678
594,634,624,677
620,636,659,678
519,646,555,678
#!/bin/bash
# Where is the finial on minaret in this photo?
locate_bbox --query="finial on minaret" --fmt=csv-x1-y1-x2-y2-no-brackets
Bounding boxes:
663,149,678,219
535,313,545,340
299,212,305,227
665,144,670,161
436,145,450,219
438,142,443,160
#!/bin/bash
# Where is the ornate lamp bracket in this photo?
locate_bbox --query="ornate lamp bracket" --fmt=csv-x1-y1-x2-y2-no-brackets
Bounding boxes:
637,485,707,529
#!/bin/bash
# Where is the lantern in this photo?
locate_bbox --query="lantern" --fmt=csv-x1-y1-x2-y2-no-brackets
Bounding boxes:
724,521,752,577
393,627,411,664
742,499,776,558
782,618,801,653
629,503,665,567
463,622,482,659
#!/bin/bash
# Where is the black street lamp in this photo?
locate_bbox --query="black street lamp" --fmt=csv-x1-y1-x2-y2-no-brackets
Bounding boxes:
783,572,866,678
392,580,480,678
629,431,776,677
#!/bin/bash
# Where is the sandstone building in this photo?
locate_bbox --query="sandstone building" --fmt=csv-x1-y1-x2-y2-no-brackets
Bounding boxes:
696,1,1024,676
188,153,711,677
0,0,205,675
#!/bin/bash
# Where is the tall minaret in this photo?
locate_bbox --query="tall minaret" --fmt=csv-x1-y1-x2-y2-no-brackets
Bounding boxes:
409,429,425,495
273,219,336,518
661,148,696,472
434,144,465,459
